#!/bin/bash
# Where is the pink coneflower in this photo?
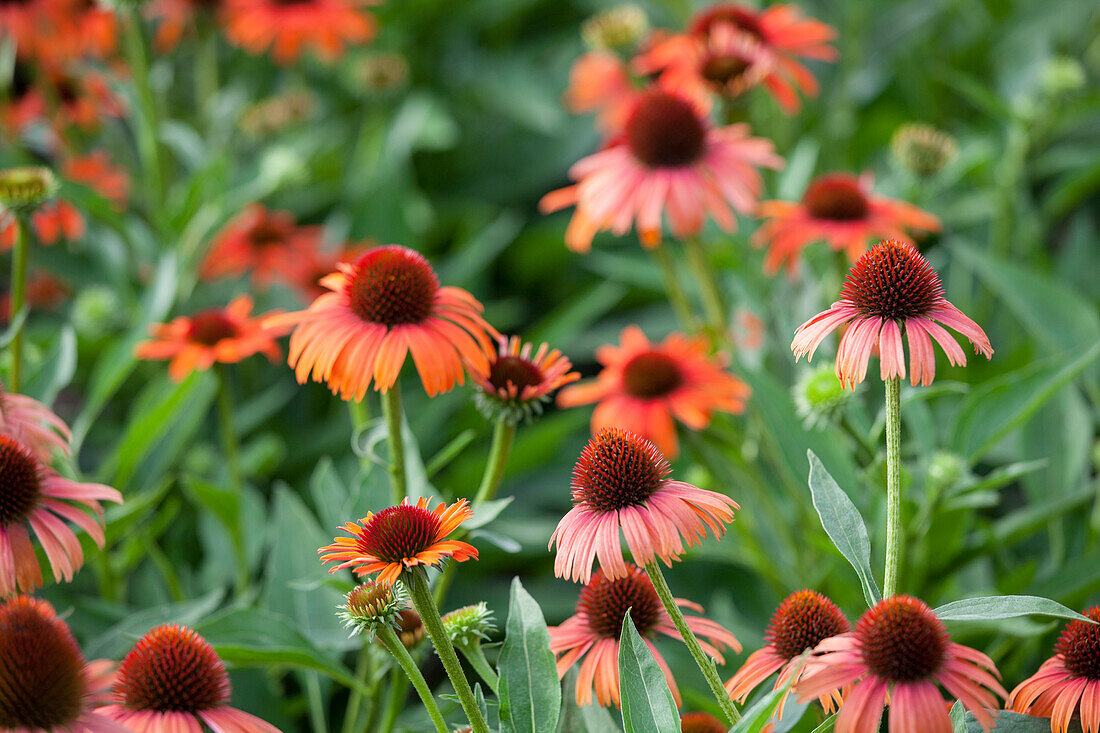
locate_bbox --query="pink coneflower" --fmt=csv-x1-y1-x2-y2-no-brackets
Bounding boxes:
1008,606,1100,733
550,565,740,708
100,624,281,731
792,239,992,389
266,245,498,399
753,172,939,275
467,335,580,423
795,595,1005,733
0,596,126,732
549,428,738,584
539,85,782,252
0,435,122,596
557,325,749,458
725,590,850,718
0,381,71,461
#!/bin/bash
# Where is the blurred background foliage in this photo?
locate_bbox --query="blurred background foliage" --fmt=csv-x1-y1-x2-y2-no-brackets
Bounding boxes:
3,0,1100,729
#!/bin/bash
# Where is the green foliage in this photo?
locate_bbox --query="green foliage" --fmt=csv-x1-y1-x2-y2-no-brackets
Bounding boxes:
617,611,680,733
497,577,560,733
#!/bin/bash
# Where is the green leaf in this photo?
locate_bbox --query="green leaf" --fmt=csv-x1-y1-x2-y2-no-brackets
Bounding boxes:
467,497,514,530
964,710,1079,732
809,715,837,733
23,325,76,404
951,702,966,733
934,596,1094,623
83,591,225,660
617,611,679,733
498,577,561,733
951,342,1100,462
558,667,621,733
807,451,882,608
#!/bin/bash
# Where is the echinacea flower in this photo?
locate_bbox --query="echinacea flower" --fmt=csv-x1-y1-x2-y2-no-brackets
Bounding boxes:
680,712,727,733
791,239,993,388
549,428,739,584
0,381,71,461
99,624,281,732
221,0,378,64
563,51,639,135
442,602,496,646
42,0,118,61
1,272,70,326
753,172,939,275
557,326,749,458
1008,606,1100,733
64,151,129,210
0,435,122,596
540,85,782,252
338,580,409,638
201,203,324,289
0,596,126,733
395,609,425,649
550,565,740,707
581,4,648,52
319,496,478,586
146,0,224,51
726,590,850,718
795,595,1006,733
2,65,123,135
891,124,957,177
266,245,498,399
468,335,580,423
135,295,288,381
636,2,837,113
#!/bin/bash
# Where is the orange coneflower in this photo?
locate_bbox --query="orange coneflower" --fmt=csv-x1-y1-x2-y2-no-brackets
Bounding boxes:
100,624,281,732
550,566,740,708
795,596,1006,733
146,0,223,51
0,381,71,461
636,3,837,113
753,172,939,275
557,326,749,458
290,241,370,302
1,272,71,327
0,596,126,732
563,50,639,135
0,195,83,249
266,245,498,399
6,65,124,135
1008,606,1100,733
680,712,727,733
221,0,379,65
200,203,324,289
319,496,478,586
468,335,580,423
726,590,850,719
64,151,129,210
0,0,50,63
135,295,288,381
0,435,122,596
792,239,992,389
42,0,119,61
540,84,782,252
549,429,739,584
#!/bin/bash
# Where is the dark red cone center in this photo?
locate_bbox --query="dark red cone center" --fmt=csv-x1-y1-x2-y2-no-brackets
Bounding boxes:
622,351,684,399
488,355,544,393
115,624,230,712
578,567,663,639
689,4,765,40
187,311,240,346
626,91,707,169
1056,607,1100,680
347,246,439,327
803,174,870,221
358,504,440,563
572,429,670,512
765,590,850,660
840,239,944,321
857,596,946,682
0,437,41,525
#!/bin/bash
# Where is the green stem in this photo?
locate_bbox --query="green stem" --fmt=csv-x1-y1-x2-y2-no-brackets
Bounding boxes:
121,5,164,209
405,569,490,733
305,673,330,733
457,640,498,694
652,244,700,332
473,417,516,505
348,397,373,474
684,237,728,346
341,645,372,733
215,366,249,597
8,214,28,391
196,25,219,114
381,381,406,504
376,625,449,733
377,669,408,733
643,560,740,725
883,376,902,598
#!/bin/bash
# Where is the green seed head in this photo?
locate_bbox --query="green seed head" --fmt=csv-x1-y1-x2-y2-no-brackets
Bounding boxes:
926,451,966,493
337,581,408,638
794,366,853,429
581,4,648,51
0,167,58,214
441,602,496,646
890,123,957,177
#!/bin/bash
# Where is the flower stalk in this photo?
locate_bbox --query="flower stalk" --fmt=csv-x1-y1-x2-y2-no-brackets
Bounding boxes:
375,624,449,733
404,569,490,733
653,244,700,332
684,237,728,346
7,214,29,391
455,638,498,694
644,560,741,724
215,366,250,598
883,376,902,597
381,380,407,504
473,416,516,506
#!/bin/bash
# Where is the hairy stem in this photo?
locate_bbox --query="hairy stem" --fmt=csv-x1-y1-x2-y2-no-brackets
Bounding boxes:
8,214,28,391
381,381,406,504
473,417,516,505
883,376,902,597
457,640,499,694
376,625,449,733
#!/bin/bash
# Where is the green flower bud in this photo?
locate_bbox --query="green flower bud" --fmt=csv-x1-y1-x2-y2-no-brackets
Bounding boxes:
338,581,408,639
0,167,57,215
72,285,123,338
926,451,966,493
441,602,496,646
890,123,957,177
581,4,648,51
1040,56,1086,97
793,366,853,429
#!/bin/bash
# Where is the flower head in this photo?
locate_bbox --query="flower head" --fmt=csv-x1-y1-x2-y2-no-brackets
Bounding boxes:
100,624,280,731
540,85,782,252
550,565,740,707
680,712,727,733
582,4,648,51
222,0,379,64
891,124,957,177
267,245,498,399
793,365,853,429
562,51,638,135
726,590,850,718
795,595,1006,733
0,381,71,461
201,203,324,289
792,239,993,388
442,602,496,646
0,435,122,596
636,2,837,113
0,596,124,732
395,609,425,648
64,151,129,210
135,295,288,381
319,496,478,586
753,172,940,275
338,580,409,638
558,326,749,458
549,428,738,583
469,336,579,424
1009,606,1100,733
0,166,57,215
